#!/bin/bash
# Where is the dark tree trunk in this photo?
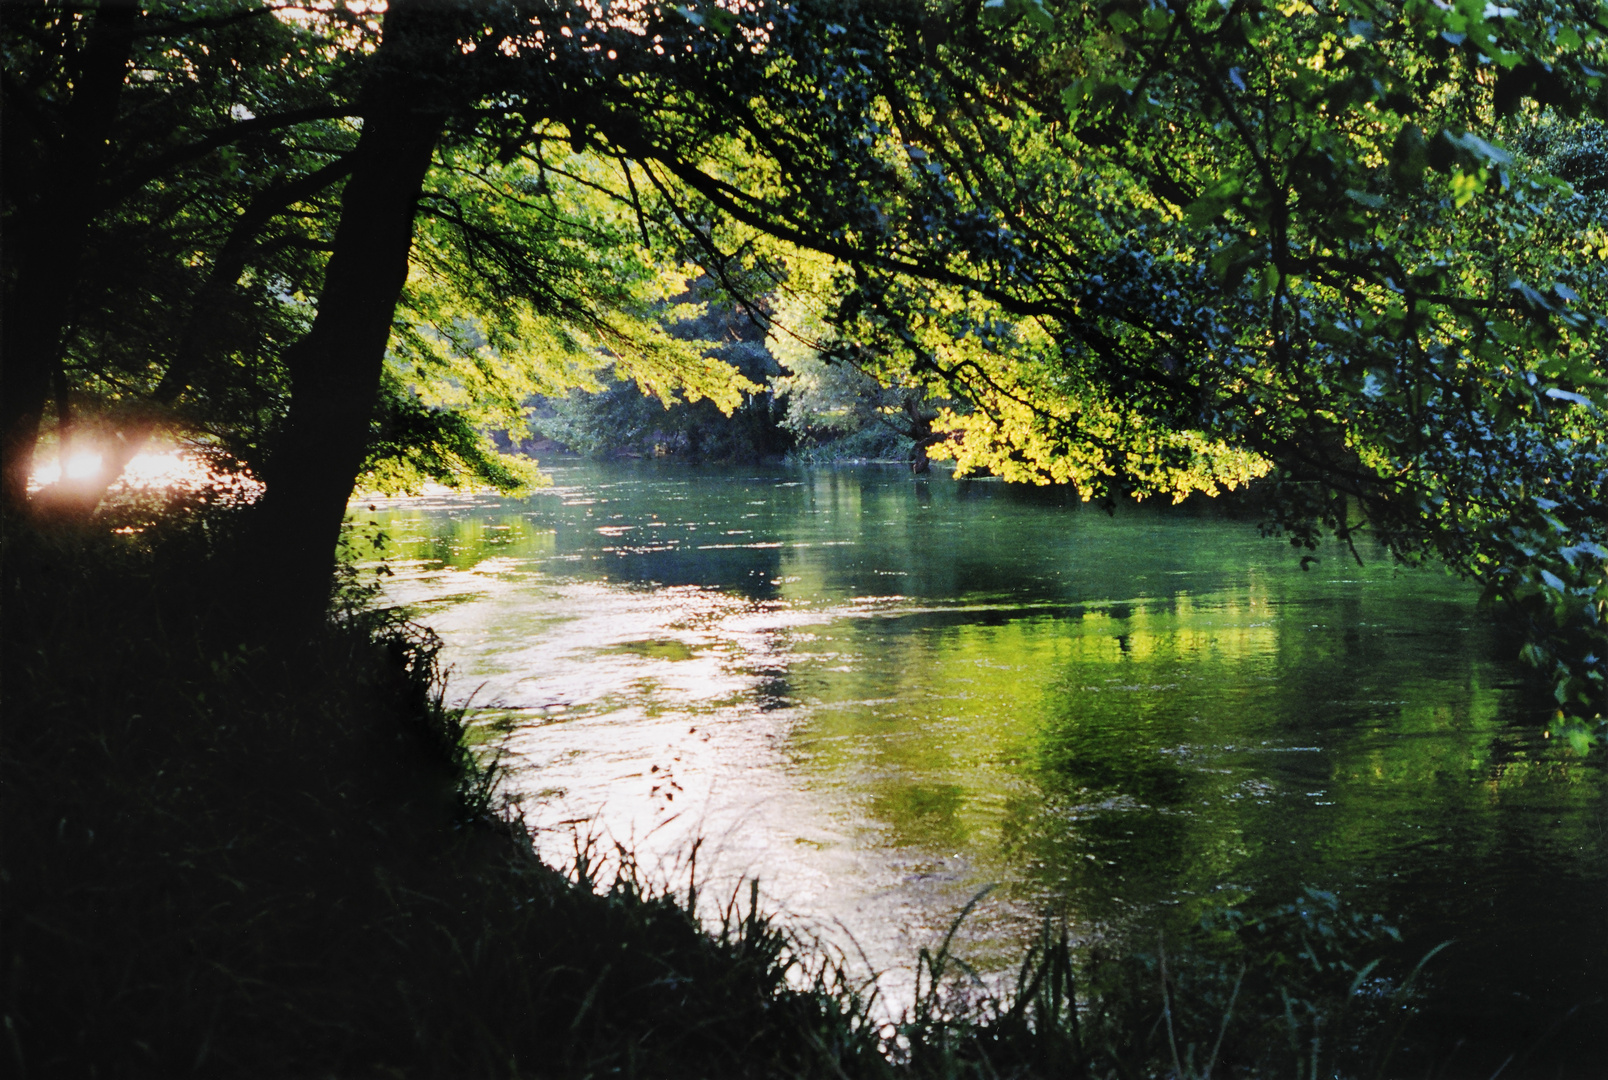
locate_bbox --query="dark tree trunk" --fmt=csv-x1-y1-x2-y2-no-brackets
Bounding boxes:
246,1,450,625
905,395,938,475
0,1,138,512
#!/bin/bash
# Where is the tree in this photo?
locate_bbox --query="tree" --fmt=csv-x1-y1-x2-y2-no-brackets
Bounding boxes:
768,271,952,471
2,0,141,508
1,1,767,617
915,1,1608,722
243,0,792,619
6,1,1601,723
2,0,367,510
624,0,1608,721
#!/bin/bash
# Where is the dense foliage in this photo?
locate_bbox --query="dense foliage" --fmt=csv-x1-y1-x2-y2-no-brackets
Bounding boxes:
531,287,796,463
1,2,750,504
2,0,1602,702
617,0,1608,722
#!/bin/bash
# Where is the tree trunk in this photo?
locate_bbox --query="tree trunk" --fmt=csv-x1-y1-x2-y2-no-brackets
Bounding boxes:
0,1,138,512
905,395,938,475
245,1,450,625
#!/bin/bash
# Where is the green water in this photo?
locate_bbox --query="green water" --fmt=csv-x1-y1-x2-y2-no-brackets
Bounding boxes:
355,461,1605,1046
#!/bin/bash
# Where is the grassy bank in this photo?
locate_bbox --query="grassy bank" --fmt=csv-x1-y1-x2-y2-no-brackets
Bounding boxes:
0,502,1579,1078
1,505,895,1078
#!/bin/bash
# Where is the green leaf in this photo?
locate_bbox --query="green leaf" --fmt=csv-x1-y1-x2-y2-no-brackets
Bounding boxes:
1390,125,1429,186
1453,131,1512,166
1183,177,1242,227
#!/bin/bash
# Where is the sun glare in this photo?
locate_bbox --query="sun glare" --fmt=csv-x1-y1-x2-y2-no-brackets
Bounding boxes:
29,448,264,502
66,451,103,481
30,451,103,487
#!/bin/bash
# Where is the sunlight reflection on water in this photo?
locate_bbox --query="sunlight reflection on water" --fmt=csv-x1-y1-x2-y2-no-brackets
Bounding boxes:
356,462,1606,1019
378,561,1008,998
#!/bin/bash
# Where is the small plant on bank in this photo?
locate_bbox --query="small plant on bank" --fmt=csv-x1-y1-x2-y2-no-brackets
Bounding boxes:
889,886,1454,1080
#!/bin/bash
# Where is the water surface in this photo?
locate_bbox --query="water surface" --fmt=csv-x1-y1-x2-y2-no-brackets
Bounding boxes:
354,462,1605,1051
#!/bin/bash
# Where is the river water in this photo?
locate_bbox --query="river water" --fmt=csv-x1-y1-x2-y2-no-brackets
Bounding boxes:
353,461,1605,1056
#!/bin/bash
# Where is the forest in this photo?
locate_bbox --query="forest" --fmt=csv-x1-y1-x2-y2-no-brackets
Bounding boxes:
3,1,1605,1077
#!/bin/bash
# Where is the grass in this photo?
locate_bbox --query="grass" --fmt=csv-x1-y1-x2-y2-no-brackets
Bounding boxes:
1,500,1588,1078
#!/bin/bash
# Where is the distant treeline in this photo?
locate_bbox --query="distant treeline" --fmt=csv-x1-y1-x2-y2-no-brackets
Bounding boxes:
516,282,923,467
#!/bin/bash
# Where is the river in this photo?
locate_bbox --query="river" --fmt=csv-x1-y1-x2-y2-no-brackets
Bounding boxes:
353,461,1605,1062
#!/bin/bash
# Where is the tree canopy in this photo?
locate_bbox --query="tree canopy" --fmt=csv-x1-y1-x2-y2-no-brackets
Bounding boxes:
1,0,1602,725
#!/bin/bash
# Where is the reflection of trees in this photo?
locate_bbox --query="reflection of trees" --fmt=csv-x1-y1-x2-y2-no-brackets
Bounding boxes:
1010,608,1279,916
870,782,970,850
368,507,555,572
775,470,1339,608
368,478,801,598
788,547,1600,963
364,470,1604,1017
1010,589,1602,947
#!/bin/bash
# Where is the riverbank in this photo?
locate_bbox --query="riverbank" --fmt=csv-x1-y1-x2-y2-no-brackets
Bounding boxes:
3,502,1598,1078
2,507,909,1078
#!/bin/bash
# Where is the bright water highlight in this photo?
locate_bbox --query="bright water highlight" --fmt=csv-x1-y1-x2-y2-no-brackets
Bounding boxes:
355,462,1605,1040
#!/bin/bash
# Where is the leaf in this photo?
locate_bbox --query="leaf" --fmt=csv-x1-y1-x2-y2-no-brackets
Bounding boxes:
1390,125,1429,186
1060,78,1090,115
1509,277,1550,311
1183,177,1242,227
1347,957,1382,997
1543,387,1595,408
1021,0,1054,30
1454,132,1512,166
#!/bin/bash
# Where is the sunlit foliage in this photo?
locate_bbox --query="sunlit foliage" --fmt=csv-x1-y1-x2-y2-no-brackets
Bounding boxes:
3,0,1601,716
632,0,1607,721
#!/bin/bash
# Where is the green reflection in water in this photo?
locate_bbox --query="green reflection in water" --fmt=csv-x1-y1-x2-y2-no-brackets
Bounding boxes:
354,462,1606,1031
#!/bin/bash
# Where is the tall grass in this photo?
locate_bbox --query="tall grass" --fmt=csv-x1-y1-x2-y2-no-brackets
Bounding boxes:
1,500,1557,1078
